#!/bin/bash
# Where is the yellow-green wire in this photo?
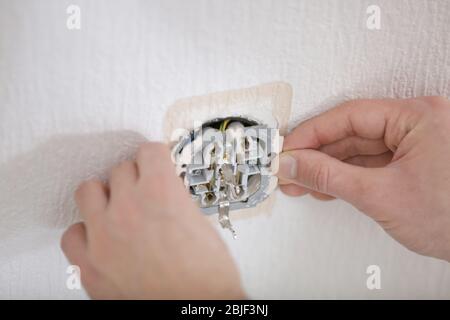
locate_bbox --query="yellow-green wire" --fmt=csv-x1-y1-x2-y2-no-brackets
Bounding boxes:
220,119,231,132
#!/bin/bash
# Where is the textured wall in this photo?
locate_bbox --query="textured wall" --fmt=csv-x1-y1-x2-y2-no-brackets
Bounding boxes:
0,0,449,299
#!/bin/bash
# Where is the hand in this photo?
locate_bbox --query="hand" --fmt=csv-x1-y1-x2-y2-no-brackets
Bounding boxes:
277,96,450,262
61,143,245,299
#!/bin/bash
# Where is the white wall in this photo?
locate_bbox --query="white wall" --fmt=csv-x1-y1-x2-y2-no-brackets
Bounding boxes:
0,0,449,299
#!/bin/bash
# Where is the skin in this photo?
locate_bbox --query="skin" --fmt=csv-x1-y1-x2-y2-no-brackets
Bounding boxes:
62,96,450,299
278,96,450,262
61,144,245,299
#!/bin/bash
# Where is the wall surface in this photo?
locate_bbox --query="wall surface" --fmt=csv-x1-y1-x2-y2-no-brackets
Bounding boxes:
0,0,450,299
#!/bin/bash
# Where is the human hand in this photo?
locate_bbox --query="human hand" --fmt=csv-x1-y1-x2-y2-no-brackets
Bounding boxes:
61,143,245,299
277,97,450,261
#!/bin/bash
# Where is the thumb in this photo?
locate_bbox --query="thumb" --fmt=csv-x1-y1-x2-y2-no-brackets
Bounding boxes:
277,149,384,205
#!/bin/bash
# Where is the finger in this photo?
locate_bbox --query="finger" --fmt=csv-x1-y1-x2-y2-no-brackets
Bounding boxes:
344,151,393,168
61,223,100,288
109,160,138,197
278,178,292,185
279,184,309,197
320,137,388,160
284,99,409,151
61,223,121,299
61,222,89,266
280,184,335,200
75,180,108,225
136,142,174,179
277,149,387,205
279,151,391,202
306,152,393,200
309,191,336,201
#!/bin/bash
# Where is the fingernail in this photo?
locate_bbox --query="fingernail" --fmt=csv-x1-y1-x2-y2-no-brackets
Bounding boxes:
278,153,297,179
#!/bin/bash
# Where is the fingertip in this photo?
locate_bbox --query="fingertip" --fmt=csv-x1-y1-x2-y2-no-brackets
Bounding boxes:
61,222,87,261
279,184,309,197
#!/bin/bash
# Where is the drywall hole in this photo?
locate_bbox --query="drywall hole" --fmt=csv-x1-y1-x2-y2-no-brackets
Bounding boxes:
164,82,292,238
171,116,282,237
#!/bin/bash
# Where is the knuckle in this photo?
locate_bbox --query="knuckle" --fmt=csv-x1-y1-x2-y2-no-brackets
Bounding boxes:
413,96,450,126
136,143,154,161
111,160,132,176
311,164,331,193
60,223,80,252
431,96,450,115
414,96,450,113
81,179,100,190
122,160,135,168
340,99,360,108
139,176,174,200
110,207,133,228
112,198,139,218
153,143,171,161
75,180,100,199
110,160,135,179
110,164,122,177
137,142,170,162
340,99,371,111
344,99,369,107
422,95,449,105
108,205,144,237
60,229,72,252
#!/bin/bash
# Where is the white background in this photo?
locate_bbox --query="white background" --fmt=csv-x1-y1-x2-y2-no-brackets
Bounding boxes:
0,0,449,299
